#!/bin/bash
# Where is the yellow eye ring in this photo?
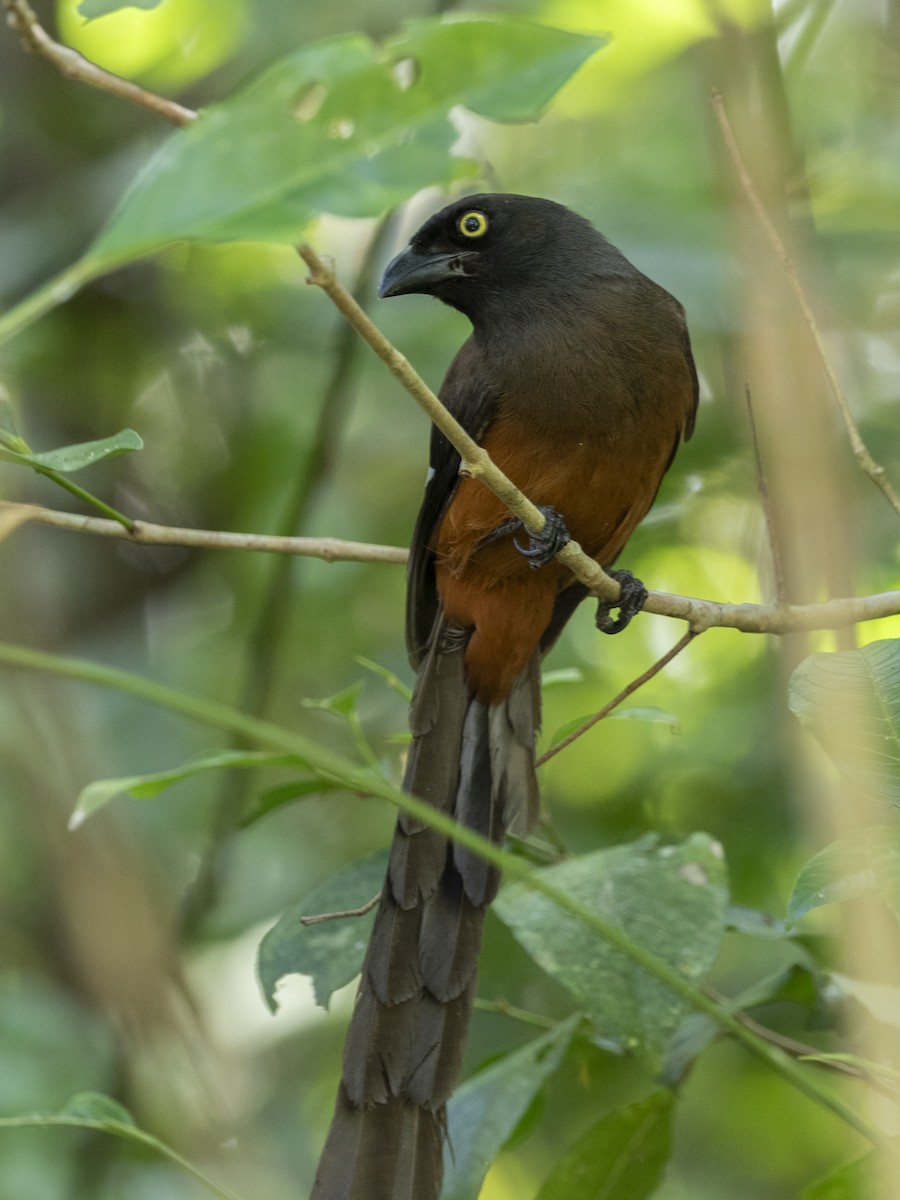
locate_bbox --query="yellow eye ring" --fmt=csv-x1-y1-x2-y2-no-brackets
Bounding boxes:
458,210,488,238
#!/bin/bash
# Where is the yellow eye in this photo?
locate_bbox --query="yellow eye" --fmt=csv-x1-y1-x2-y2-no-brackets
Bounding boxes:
457,210,488,238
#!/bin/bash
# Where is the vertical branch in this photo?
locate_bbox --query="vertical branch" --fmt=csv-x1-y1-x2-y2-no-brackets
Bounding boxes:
744,386,787,606
180,214,398,935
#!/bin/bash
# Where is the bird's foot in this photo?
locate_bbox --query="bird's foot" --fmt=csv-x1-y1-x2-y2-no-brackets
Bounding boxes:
595,569,647,634
479,505,570,569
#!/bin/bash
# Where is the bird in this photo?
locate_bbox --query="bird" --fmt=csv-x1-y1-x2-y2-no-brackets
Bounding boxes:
310,193,698,1200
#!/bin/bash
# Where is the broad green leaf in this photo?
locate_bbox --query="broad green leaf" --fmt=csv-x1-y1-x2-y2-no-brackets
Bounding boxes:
78,0,165,16
494,834,729,1067
535,1090,674,1200
789,640,900,804
443,1015,581,1200
787,826,900,924
88,19,604,266
0,428,142,473
725,904,789,939
72,749,305,827
257,851,388,1011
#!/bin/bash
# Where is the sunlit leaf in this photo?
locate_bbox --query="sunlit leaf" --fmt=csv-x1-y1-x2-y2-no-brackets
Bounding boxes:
801,1145,894,1200
789,641,900,804
87,19,604,267
257,851,388,1011
443,1015,581,1200
494,833,729,1066
0,429,143,473
72,749,305,827
535,1090,674,1200
787,826,900,924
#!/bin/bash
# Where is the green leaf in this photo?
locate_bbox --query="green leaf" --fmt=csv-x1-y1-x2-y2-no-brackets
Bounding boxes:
801,1146,892,1199
725,904,790,939
0,1091,241,1200
0,428,142,473
257,852,388,1011
72,749,306,827
547,705,679,747
535,1090,674,1200
302,682,364,717
789,640,900,804
239,778,344,827
787,826,900,924
78,0,166,17
355,656,413,702
88,19,604,266
494,834,729,1067
443,1015,581,1200
56,1092,136,1125
540,667,584,688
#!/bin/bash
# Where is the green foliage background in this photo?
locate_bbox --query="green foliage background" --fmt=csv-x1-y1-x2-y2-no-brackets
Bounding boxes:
1,1,899,1198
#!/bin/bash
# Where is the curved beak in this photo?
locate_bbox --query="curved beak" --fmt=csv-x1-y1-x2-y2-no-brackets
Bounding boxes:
378,246,475,298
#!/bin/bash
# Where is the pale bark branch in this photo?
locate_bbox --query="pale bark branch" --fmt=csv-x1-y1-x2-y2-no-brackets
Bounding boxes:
5,501,900,634
3,0,197,127
0,502,407,564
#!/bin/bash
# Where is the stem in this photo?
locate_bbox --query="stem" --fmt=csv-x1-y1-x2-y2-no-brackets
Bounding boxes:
0,638,887,1149
0,258,104,347
33,468,135,531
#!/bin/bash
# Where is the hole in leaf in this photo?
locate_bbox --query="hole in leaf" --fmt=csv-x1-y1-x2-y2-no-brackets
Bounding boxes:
328,117,355,140
292,82,327,122
390,57,419,92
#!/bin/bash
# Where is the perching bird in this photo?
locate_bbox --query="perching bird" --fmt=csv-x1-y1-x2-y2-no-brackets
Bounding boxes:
311,193,698,1200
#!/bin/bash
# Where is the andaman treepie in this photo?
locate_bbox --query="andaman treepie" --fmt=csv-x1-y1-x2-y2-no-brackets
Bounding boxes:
311,193,698,1200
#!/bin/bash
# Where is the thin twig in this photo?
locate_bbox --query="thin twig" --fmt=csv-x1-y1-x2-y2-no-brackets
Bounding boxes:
711,88,900,518
300,893,380,926
745,386,787,605
3,0,197,127
536,630,699,767
472,997,561,1031
0,502,407,563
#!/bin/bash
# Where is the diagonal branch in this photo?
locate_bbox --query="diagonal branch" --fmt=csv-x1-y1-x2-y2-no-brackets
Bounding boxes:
3,0,196,126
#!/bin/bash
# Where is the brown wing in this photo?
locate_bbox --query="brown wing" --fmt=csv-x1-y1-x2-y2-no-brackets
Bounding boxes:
405,337,500,666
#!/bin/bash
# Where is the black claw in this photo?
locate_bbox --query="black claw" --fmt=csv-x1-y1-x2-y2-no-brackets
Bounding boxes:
595,569,648,634
476,505,571,569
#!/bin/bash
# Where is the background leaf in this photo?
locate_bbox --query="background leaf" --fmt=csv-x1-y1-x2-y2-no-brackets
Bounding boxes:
71,749,306,827
443,1015,581,1200
0,429,142,473
534,1090,674,1200
789,641,900,804
494,834,729,1067
87,19,603,267
78,0,167,17
257,851,387,1010
787,826,900,924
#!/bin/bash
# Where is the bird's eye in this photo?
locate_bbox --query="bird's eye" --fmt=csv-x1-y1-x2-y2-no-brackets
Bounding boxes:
457,211,488,239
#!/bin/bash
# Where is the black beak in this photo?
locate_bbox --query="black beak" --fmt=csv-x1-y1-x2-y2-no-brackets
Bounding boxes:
378,246,475,298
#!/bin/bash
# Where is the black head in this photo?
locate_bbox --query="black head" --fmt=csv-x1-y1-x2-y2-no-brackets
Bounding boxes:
379,193,616,325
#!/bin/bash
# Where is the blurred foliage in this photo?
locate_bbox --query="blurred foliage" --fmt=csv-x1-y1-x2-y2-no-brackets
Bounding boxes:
2,1,900,1198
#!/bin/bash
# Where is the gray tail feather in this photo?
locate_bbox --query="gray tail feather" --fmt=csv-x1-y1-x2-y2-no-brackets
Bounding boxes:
310,620,540,1200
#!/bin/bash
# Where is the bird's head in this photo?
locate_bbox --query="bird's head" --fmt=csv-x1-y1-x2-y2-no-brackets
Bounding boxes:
379,193,603,324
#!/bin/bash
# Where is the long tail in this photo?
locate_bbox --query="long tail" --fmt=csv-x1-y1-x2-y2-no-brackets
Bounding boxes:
311,619,540,1200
